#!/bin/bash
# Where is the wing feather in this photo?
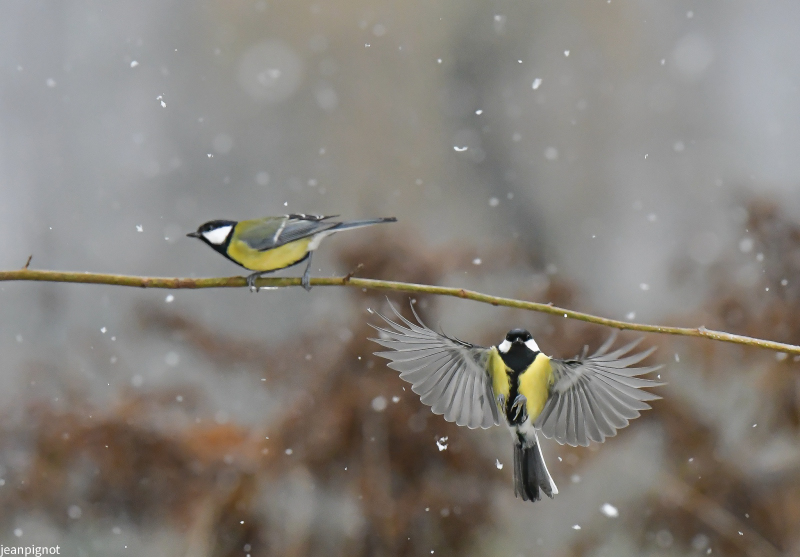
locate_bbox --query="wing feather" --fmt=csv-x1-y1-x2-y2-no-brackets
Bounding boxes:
450,366,470,424
589,330,619,357
535,334,663,447
576,384,602,443
458,370,478,427
444,367,469,425
427,363,461,416
369,301,502,429
414,358,458,399
238,215,339,251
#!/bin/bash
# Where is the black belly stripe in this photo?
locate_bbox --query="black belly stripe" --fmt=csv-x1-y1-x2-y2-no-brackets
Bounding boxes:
499,345,538,425
506,368,524,424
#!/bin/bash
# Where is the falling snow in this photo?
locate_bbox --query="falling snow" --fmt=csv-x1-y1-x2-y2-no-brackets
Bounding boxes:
600,503,619,517
371,396,387,412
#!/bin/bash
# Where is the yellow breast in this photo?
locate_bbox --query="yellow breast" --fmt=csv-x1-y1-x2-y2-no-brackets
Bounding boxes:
487,347,511,410
517,353,553,422
227,237,312,272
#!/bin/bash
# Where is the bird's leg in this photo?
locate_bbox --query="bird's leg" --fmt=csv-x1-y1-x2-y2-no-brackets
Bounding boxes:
300,252,314,292
246,271,264,293
511,394,528,422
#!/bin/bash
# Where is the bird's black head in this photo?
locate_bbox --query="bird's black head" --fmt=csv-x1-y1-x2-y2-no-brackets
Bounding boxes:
187,220,236,254
505,328,533,344
498,328,539,370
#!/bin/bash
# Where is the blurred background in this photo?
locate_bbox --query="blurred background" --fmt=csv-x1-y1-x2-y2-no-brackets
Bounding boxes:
2,0,800,555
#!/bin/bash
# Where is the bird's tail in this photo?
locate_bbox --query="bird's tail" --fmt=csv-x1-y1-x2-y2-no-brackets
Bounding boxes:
332,217,397,231
513,432,558,502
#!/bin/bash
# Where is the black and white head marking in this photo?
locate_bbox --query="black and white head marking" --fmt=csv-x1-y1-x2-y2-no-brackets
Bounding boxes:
499,328,540,353
203,225,232,245
188,219,237,251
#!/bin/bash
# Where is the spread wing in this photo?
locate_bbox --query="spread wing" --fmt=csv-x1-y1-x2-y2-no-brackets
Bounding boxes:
237,214,339,251
369,302,503,429
535,332,663,447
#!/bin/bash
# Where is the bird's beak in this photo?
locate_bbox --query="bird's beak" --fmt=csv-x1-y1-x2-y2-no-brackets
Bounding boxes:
186,231,200,238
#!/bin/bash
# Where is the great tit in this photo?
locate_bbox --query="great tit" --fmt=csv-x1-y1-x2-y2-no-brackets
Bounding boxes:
187,214,396,291
369,302,663,502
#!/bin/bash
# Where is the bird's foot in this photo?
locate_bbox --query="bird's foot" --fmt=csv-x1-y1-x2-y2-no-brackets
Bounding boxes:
497,394,506,411
300,270,312,292
246,272,262,293
511,394,528,422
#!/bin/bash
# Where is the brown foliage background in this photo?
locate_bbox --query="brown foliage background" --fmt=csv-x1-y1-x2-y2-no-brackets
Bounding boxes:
3,205,800,556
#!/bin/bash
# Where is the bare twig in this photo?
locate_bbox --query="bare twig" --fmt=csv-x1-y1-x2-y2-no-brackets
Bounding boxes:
343,263,364,283
0,268,798,355
23,255,32,270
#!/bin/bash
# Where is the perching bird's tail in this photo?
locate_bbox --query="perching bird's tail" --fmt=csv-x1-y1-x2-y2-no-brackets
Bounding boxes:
332,217,397,231
513,433,558,502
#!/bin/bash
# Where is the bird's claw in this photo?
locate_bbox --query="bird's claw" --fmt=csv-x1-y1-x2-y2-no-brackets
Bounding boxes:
497,394,506,410
511,394,528,422
246,273,261,293
301,271,312,292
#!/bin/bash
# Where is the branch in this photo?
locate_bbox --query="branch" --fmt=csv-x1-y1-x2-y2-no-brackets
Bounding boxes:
2,268,798,355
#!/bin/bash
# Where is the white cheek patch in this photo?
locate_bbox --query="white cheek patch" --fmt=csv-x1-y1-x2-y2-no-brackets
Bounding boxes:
498,339,512,353
525,338,540,352
202,225,232,245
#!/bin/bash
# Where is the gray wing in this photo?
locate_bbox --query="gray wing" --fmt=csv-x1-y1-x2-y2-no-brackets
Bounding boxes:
535,332,664,447
238,214,339,251
368,302,502,429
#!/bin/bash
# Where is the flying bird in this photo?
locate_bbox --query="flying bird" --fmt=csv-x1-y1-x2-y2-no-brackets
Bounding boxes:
369,301,663,502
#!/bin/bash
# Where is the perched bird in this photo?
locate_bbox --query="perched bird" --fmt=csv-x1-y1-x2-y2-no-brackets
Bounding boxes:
369,302,663,502
187,214,396,291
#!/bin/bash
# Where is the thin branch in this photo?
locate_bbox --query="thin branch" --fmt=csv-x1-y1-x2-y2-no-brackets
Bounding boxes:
1,268,798,355
343,263,364,283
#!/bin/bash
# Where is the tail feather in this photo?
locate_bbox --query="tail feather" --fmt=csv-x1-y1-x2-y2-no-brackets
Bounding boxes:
513,439,558,502
333,217,397,231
